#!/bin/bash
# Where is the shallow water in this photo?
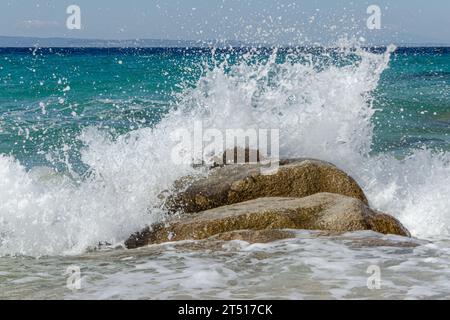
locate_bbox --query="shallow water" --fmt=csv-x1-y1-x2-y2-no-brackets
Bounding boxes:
1,231,449,300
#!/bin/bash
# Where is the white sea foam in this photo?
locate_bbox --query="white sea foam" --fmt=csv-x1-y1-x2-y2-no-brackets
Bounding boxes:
0,126,196,256
1,43,450,257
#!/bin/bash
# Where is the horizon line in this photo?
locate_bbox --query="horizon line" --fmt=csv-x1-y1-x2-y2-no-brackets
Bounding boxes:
0,35,449,48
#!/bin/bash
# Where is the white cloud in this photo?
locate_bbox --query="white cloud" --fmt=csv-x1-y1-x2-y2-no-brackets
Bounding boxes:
18,20,60,29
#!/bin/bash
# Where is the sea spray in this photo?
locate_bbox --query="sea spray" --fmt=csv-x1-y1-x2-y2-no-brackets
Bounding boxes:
0,126,197,256
175,44,450,238
1,43,449,257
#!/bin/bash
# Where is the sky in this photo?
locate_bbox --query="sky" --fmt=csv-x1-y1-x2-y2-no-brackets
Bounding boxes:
0,0,449,45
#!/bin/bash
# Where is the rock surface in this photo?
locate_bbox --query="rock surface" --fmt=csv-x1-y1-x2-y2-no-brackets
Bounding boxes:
212,147,262,166
165,159,368,214
125,193,409,248
202,229,295,243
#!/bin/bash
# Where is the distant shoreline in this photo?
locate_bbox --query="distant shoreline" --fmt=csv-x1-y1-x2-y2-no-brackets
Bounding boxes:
1,36,449,49
0,47,449,54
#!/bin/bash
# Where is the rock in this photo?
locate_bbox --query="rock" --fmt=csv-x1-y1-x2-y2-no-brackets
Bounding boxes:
165,159,368,213
207,229,296,243
212,147,262,167
125,193,409,248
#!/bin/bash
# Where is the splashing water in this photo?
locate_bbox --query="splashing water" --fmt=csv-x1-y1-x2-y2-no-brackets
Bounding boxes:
0,43,449,257
0,127,196,256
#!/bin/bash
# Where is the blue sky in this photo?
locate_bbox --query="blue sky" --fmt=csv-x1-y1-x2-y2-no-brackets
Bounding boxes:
0,0,449,44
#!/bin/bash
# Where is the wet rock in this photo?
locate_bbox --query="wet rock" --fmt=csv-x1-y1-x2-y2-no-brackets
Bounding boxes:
165,159,368,213
207,229,296,243
125,193,409,248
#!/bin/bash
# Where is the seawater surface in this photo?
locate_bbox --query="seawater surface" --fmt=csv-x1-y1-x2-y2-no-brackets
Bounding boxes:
0,46,450,299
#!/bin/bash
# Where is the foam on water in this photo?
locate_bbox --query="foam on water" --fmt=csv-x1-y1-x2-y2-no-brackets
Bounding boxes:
0,125,197,256
2,230,449,299
1,43,450,257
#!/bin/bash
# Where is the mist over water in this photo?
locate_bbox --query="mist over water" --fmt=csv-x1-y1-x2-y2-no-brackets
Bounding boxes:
0,43,450,257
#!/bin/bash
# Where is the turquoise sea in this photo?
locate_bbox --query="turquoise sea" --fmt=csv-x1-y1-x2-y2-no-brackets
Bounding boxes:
1,47,449,168
1,46,450,299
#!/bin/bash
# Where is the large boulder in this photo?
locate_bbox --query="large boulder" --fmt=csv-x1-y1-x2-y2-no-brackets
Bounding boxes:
165,159,368,214
125,193,409,248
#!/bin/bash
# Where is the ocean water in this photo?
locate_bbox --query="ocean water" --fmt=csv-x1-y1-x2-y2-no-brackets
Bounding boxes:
0,45,450,299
